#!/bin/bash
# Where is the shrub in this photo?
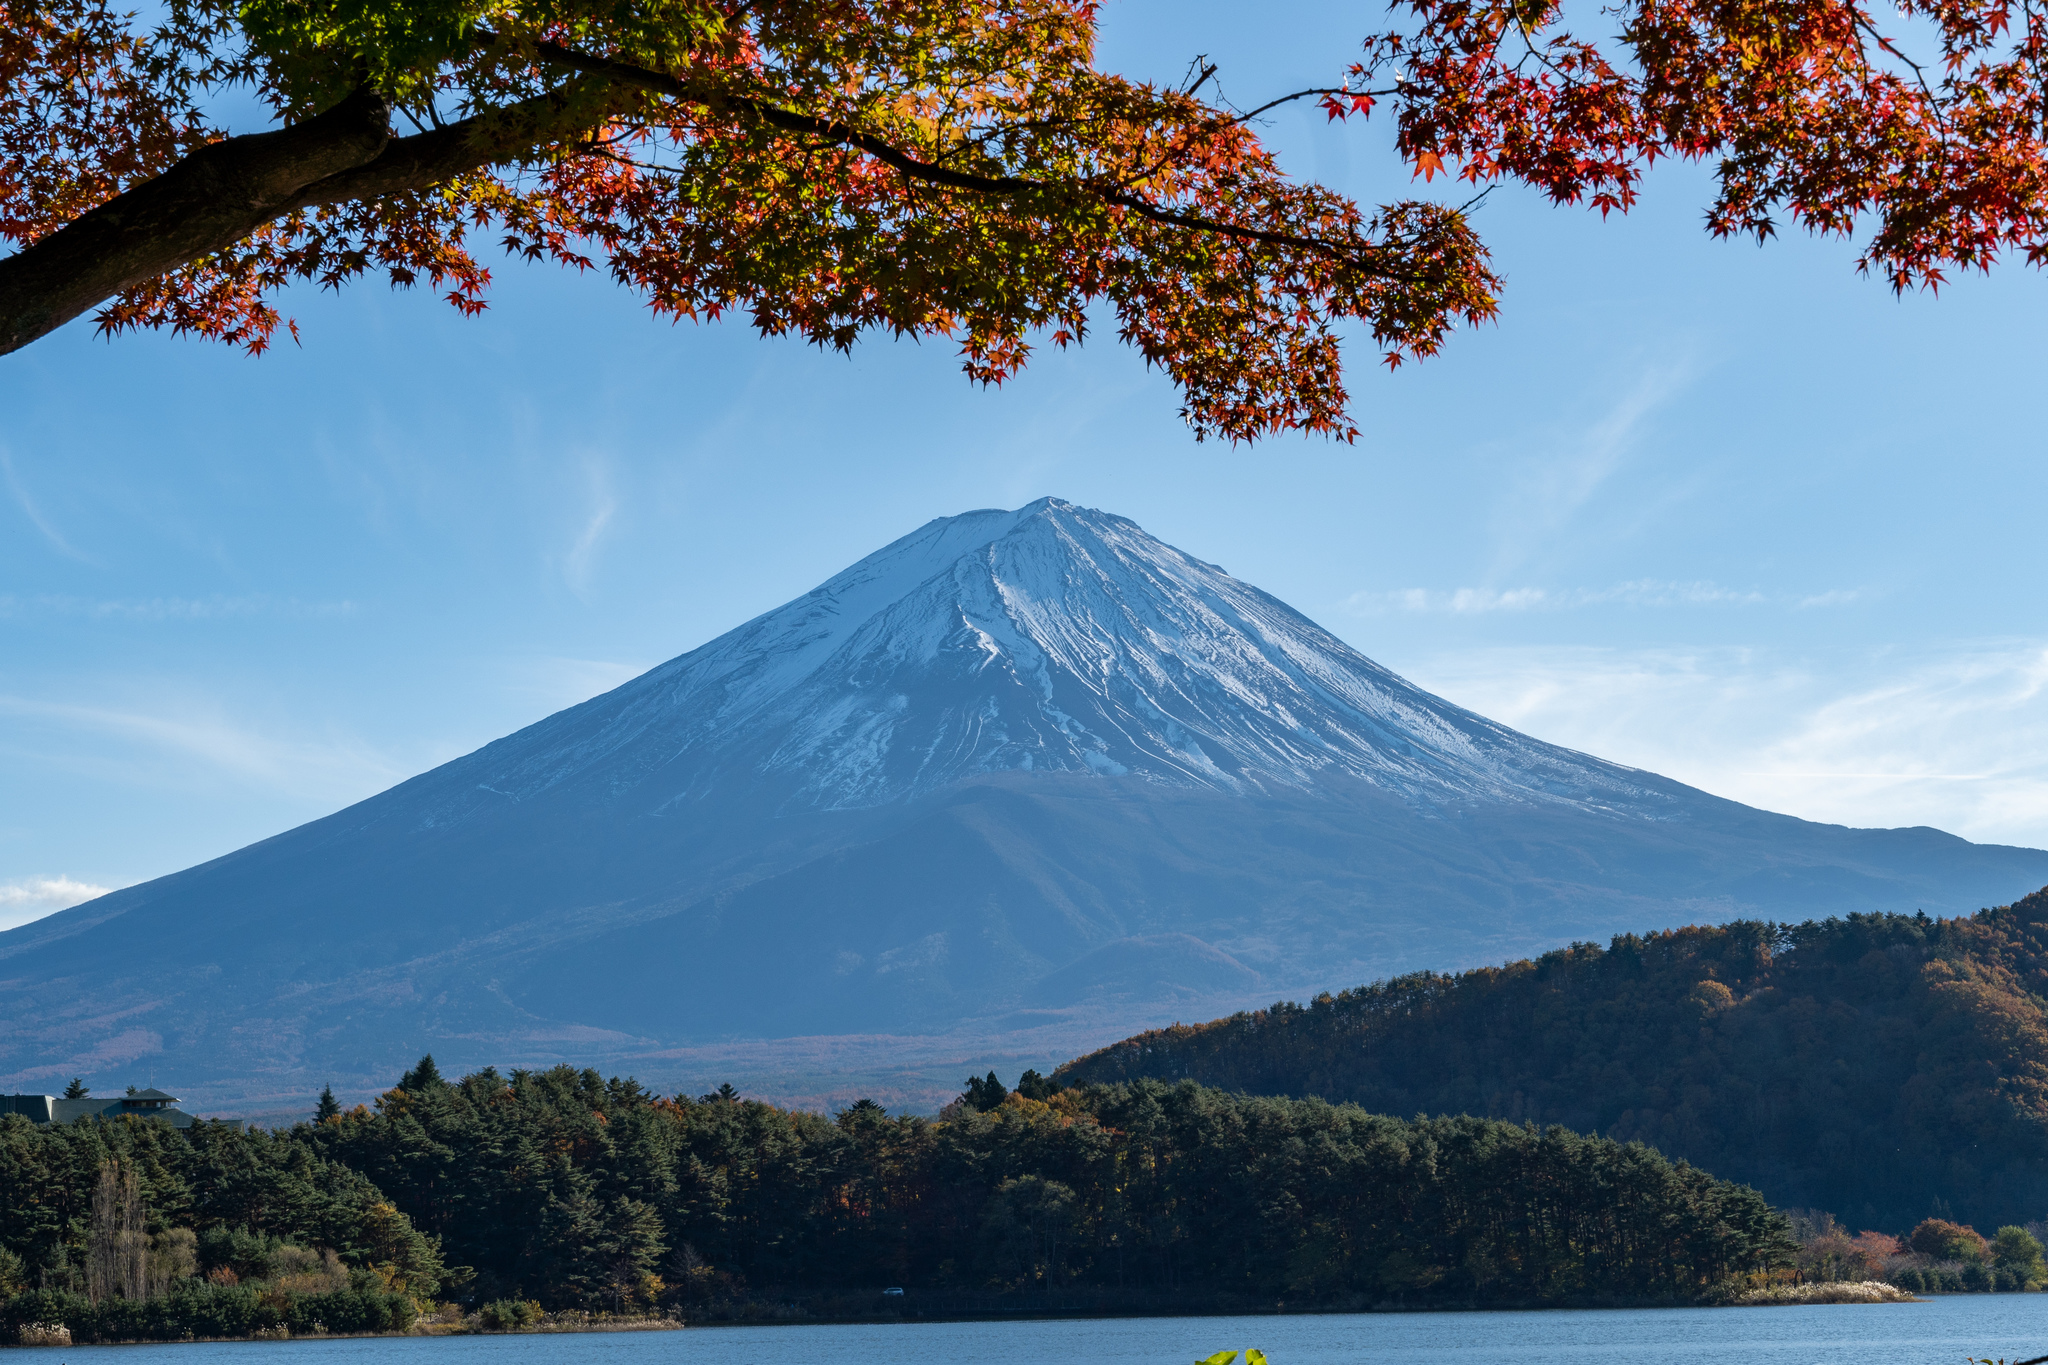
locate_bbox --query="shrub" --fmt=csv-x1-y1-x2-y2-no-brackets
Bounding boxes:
196,1227,282,1283
1909,1219,1990,1264
1993,1227,2047,1286
167,1280,264,1339
476,1298,540,1331
1733,1280,1915,1305
273,1285,414,1336
0,1290,89,1341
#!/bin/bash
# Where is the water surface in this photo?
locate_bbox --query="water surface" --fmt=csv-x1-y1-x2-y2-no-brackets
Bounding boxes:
47,1294,2048,1365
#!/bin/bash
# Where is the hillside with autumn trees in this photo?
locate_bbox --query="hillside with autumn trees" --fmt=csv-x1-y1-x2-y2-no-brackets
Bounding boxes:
1058,888,2048,1234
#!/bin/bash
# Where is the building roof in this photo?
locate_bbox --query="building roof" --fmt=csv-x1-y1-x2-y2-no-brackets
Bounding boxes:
1,1091,195,1129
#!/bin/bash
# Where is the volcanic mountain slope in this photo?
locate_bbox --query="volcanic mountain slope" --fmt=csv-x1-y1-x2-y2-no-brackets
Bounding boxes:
3,498,2044,1113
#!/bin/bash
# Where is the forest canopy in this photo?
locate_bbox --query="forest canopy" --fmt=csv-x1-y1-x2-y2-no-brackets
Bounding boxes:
2,1066,1793,1337
1057,887,2048,1233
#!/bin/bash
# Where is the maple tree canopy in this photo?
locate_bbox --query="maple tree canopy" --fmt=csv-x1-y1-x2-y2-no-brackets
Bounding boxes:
2,0,2042,441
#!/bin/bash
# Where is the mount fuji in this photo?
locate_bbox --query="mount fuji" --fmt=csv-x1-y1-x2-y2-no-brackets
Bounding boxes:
5,498,2045,1113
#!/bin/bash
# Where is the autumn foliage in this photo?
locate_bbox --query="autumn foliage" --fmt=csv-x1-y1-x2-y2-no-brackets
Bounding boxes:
0,0,1500,440
4,0,2046,437
1060,887,2048,1233
1325,0,2048,290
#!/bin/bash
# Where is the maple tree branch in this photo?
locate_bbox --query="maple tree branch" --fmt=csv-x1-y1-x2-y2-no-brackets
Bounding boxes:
0,87,393,356
1851,10,1947,129
0,30,1408,362
0,80,600,357
282,79,605,211
1224,86,1385,125
528,39,1047,193
525,40,1404,271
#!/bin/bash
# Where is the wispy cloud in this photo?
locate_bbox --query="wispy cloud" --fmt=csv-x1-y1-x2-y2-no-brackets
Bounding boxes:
0,876,115,931
1344,579,1849,615
1399,641,2048,847
507,656,652,711
563,455,617,596
0,449,95,565
0,693,408,802
1487,360,1695,578
0,594,357,622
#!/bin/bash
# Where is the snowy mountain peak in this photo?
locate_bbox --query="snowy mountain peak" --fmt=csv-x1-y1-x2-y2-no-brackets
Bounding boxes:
440,499,1670,817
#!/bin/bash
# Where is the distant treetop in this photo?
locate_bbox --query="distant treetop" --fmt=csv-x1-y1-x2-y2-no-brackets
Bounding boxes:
314,1084,341,1123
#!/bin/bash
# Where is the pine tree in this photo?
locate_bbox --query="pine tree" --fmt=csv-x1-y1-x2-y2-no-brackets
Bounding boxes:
315,1085,341,1122
964,1071,1009,1112
397,1055,444,1091
62,1077,88,1099
1016,1069,1058,1101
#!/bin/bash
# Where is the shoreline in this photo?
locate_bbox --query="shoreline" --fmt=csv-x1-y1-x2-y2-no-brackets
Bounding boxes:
9,1285,1983,1348
6,1296,1960,1349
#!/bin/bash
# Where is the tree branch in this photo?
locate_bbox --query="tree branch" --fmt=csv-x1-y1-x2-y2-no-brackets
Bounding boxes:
524,40,1400,271
0,89,393,356
0,80,600,357
282,79,606,212
0,30,1400,361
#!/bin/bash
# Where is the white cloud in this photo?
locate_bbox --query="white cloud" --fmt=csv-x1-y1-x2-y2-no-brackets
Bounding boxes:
1399,641,2048,848
0,876,114,931
1344,579,1829,614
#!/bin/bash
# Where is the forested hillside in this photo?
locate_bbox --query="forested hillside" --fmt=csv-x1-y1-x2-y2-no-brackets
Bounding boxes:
1057,888,2048,1232
2,1064,1791,1338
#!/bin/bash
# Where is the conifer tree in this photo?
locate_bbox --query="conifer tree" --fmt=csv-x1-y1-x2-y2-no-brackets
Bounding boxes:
964,1071,1009,1112
397,1055,444,1091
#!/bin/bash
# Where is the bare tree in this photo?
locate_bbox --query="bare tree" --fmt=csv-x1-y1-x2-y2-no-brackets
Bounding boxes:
87,1159,147,1303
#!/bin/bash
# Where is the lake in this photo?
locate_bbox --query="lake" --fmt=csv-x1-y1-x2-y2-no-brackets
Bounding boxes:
42,1295,2048,1365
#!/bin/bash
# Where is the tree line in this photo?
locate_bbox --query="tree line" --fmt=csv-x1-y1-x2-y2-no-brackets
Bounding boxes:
1058,889,2048,1234
2,1063,1793,1340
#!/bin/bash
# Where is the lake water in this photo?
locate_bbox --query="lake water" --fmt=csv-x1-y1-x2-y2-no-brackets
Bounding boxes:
41,1295,2048,1365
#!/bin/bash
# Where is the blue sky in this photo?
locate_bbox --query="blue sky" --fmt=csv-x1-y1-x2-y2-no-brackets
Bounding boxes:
4,0,2047,929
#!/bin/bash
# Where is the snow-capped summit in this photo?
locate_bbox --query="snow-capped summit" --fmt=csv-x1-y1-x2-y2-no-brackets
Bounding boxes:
5,499,2045,1115
423,498,1663,817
